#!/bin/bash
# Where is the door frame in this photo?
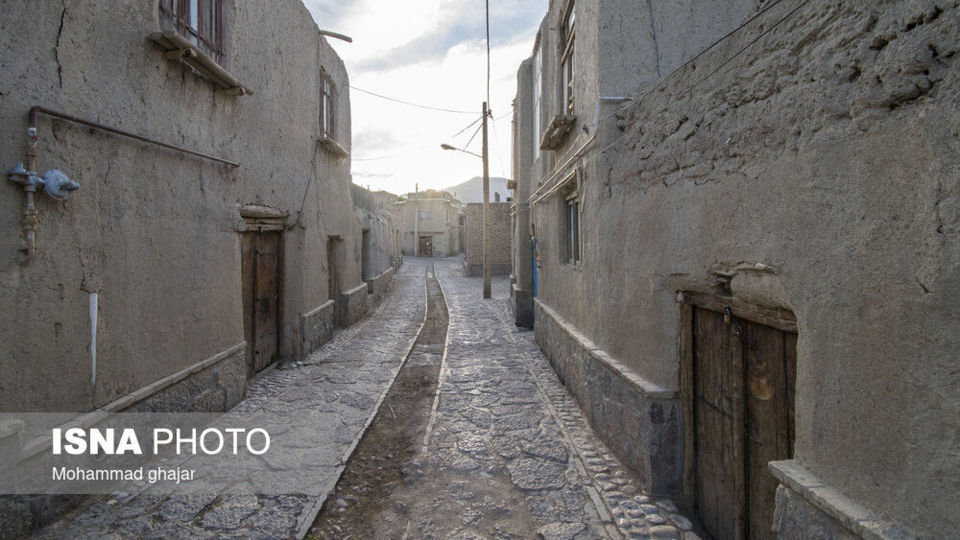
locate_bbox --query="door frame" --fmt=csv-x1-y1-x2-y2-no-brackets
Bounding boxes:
239,208,287,377
679,291,797,537
419,235,433,257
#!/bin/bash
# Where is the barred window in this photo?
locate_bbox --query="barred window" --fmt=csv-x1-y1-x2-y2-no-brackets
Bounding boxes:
159,0,224,63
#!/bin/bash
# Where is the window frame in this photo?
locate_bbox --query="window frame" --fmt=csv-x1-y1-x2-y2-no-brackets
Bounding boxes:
559,1,576,116
321,74,336,140
559,171,581,265
532,38,542,161
159,0,224,64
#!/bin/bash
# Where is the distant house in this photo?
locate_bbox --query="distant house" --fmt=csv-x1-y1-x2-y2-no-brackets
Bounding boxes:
398,190,461,257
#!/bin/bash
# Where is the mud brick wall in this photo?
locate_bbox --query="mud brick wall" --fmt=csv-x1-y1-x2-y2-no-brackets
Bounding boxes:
465,202,512,275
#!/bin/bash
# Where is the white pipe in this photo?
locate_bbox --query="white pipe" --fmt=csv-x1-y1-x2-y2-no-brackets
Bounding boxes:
89,293,98,388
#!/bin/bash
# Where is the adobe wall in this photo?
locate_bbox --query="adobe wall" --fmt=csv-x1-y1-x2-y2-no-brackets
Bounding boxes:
0,0,361,412
532,0,960,536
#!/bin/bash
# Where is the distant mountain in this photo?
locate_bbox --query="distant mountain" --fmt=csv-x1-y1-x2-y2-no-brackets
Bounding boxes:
442,176,510,205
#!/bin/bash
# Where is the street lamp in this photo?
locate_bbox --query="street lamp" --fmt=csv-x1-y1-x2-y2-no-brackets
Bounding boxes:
440,144,483,159
440,103,492,299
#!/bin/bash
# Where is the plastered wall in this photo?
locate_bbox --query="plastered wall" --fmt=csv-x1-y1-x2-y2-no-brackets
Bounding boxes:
0,0,362,412
523,0,960,535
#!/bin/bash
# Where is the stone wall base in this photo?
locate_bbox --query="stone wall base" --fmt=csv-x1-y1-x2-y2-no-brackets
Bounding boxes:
465,262,511,277
122,343,247,413
301,300,335,359
511,284,534,328
0,342,247,535
769,460,911,539
366,266,394,306
534,299,681,493
339,282,369,327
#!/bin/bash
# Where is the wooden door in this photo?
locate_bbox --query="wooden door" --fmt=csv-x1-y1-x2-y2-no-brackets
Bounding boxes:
419,236,432,257
242,231,281,375
688,302,796,540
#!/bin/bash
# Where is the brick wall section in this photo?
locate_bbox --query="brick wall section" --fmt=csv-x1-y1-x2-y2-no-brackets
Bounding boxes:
465,202,512,274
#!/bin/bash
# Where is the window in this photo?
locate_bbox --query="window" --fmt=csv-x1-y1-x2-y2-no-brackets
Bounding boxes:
321,74,335,139
159,0,224,63
560,2,575,115
559,173,581,264
565,196,580,263
420,209,432,220
532,39,542,160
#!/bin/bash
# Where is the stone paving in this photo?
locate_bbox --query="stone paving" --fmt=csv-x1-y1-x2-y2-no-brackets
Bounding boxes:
31,257,698,539
33,260,429,539
421,258,696,540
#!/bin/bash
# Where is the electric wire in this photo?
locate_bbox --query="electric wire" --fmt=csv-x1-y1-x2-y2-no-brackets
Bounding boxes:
463,119,485,152
352,114,485,162
350,85,479,114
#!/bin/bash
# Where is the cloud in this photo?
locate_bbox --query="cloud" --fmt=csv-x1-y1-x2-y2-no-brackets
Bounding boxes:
353,128,400,153
347,1,544,72
302,0,548,194
353,170,395,179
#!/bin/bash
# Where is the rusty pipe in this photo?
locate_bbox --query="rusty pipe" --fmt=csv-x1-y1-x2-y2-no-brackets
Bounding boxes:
28,106,240,168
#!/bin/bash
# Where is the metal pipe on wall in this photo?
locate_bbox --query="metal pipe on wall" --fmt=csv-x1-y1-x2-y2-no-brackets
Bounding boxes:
8,106,242,262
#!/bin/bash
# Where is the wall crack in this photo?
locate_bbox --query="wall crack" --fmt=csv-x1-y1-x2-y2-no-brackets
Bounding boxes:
55,0,66,89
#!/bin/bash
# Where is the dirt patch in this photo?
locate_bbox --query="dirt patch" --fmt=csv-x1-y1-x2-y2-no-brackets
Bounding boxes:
309,265,447,539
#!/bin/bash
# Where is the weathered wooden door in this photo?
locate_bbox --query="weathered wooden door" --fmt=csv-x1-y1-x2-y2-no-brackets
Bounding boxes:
419,236,433,257
685,299,796,540
242,231,281,375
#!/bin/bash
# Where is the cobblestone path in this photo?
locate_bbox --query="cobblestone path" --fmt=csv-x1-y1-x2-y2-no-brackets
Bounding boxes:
422,259,693,539
312,258,695,540
33,257,697,539
33,260,430,539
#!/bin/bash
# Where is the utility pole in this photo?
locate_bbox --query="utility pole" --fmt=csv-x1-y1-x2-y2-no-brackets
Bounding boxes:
482,102,491,299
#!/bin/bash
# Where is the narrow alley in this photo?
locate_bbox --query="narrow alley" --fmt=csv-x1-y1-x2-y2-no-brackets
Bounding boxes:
27,258,693,539
3,1,958,538
313,258,692,539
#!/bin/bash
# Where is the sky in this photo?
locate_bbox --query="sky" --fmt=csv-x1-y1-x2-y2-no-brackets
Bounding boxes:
302,0,547,196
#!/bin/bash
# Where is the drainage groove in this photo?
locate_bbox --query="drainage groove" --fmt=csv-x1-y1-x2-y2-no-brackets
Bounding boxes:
309,264,449,539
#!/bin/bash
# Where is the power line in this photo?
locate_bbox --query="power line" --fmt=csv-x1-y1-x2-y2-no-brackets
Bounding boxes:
352,113,485,161
349,85,479,114
463,120,485,152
